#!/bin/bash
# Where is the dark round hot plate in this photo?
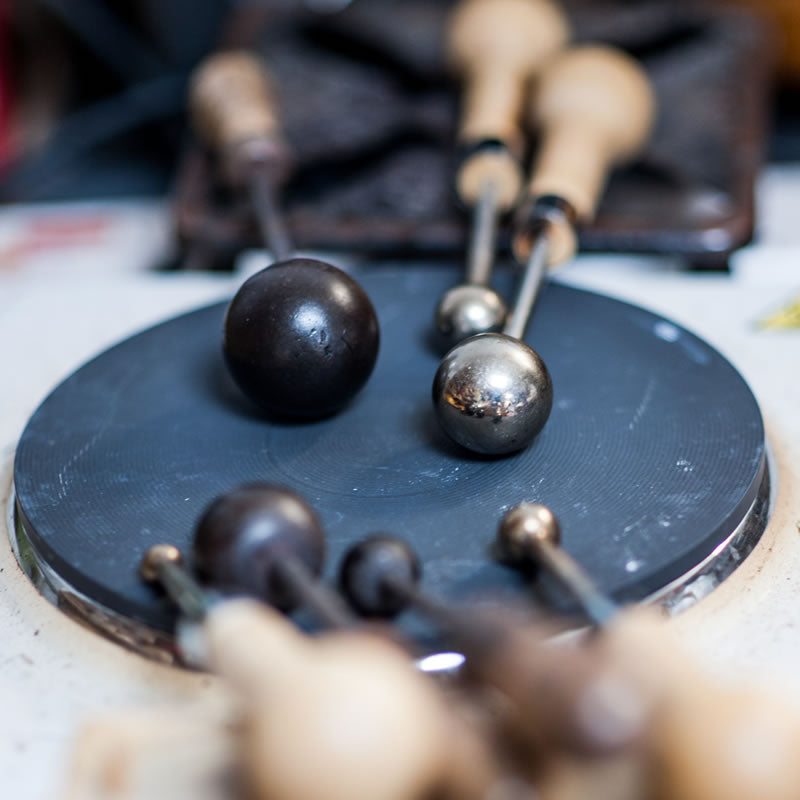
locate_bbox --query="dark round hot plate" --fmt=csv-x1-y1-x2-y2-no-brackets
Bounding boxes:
12,264,767,653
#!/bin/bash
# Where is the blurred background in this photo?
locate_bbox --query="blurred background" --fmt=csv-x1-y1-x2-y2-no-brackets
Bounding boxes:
0,0,796,267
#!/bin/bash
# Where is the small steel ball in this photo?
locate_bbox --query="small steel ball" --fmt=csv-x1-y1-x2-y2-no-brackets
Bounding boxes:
434,285,507,350
497,503,561,566
223,257,380,418
432,333,553,455
193,483,325,611
339,535,421,618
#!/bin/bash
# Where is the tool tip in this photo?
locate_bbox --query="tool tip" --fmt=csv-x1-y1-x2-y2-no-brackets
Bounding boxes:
497,502,561,565
140,544,183,582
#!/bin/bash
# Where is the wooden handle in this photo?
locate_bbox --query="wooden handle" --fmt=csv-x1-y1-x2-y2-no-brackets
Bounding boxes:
204,599,310,696
448,0,569,209
601,609,800,800
244,632,450,800
205,601,450,800
650,684,800,800
189,51,282,164
526,45,655,221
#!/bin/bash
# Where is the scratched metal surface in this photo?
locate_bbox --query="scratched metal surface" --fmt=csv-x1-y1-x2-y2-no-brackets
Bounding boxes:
13,264,765,631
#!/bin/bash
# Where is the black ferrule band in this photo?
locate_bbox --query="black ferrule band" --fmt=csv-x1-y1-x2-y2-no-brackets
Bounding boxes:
525,194,579,228
455,137,513,171
512,194,579,258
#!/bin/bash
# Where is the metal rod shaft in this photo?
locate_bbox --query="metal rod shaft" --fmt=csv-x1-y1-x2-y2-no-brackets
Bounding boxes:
384,573,506,654
503,227,550,341
273,557,356,629
535,542,618,627
154,559,209,623
465,179,500,286
249,167,293,262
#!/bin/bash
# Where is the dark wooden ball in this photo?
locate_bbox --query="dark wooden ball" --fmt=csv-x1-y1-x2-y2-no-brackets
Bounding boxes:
339,535,421,618
223,258,380,418
193,483,325,611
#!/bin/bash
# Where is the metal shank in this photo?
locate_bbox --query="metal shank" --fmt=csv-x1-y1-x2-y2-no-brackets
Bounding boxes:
249,167,292,262
536,542,618,627
273,557,355,629
504,228,550,340
149,556,208,623
466,179,500,286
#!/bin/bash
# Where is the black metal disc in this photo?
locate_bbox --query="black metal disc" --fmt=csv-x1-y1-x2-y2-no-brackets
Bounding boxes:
13,265,766,633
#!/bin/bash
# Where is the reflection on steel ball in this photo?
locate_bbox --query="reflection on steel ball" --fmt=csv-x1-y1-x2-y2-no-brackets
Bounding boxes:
432,333,553,455
434,285,508,349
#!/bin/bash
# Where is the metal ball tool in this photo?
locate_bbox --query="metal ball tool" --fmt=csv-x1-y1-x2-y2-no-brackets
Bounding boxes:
190,483,354,627
496,503,800,800
189,51,293,262
433,45,656,456
189,52,379,419
338,534,649,758
141,485,355,638
496,502,618,626
140,485,458,800
434,0,570,348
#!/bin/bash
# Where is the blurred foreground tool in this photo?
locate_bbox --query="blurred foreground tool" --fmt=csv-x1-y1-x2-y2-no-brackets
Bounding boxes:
497,503,800,800
140,542,500,800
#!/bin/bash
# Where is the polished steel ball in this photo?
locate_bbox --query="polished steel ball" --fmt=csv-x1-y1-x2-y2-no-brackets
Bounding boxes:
432,333,553,455
434,285,507,350
497,503,561,565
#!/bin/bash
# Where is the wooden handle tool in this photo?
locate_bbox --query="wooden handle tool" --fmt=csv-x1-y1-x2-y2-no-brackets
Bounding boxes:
513,44,655,268
141,546,454,800
436,0,569,348
189,50,292,260
650,684,800,800
339,535,646,759
448,0,569,210
190,50,285,179
600,610,800,800
206,600,453,800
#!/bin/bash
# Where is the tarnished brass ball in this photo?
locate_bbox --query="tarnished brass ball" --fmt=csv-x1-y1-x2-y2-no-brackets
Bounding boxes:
497,503,561,565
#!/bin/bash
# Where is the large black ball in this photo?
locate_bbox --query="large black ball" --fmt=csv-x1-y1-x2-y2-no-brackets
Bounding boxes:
193,483,325,611
223,258,380,418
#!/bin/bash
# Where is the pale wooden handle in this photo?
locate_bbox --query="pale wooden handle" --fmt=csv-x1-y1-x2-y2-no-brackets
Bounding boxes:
243,633,451,800
204,599,310,695
601,609,800,800
447,0,569,208
190,50,281,157
651,684,800,800
527,45,655,221
205,602,451,800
